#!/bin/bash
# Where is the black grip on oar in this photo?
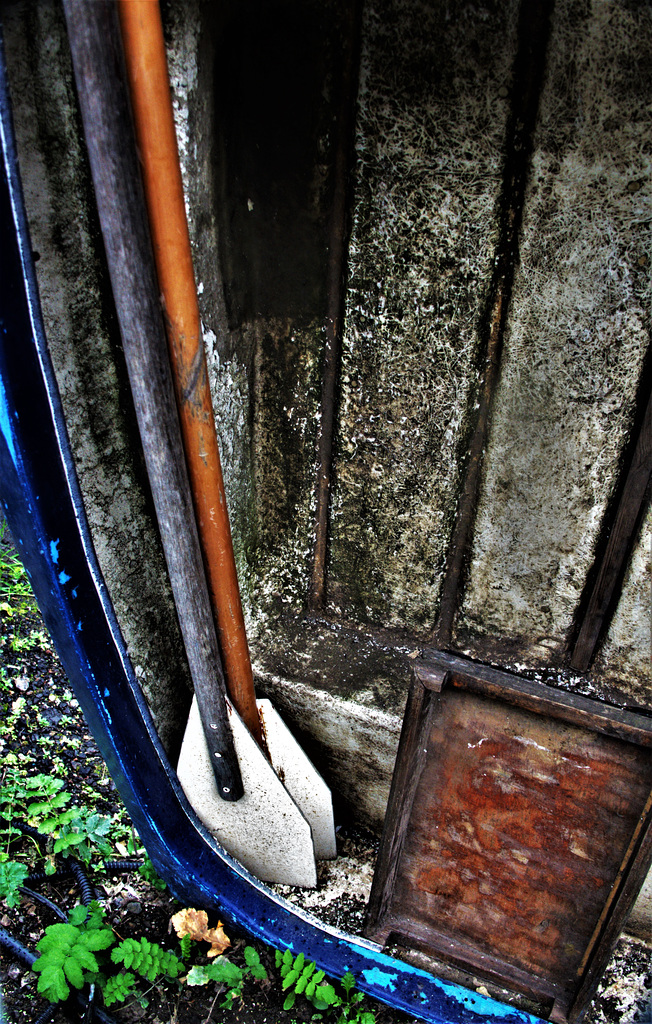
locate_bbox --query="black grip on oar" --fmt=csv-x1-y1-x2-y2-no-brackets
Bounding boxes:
62,0,242,801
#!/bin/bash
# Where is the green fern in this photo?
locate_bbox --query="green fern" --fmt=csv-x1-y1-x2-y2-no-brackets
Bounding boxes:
276,949,337,1012
275,951,375,1022
111,937,181,983
101,971,137,1007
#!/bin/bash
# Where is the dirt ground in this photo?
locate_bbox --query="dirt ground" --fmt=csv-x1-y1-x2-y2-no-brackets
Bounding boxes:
0,527,650,1024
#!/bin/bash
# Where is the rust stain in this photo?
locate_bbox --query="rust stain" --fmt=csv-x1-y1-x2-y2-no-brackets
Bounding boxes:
398,691,652,983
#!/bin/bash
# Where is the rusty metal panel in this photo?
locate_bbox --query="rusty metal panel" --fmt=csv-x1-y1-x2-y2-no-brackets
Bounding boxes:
365,653,652,1022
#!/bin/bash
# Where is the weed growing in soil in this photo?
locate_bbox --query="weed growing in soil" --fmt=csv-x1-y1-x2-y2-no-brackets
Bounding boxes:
186,945,268,1010
0,766,114,906
277,949,376,1023
0,520,37,617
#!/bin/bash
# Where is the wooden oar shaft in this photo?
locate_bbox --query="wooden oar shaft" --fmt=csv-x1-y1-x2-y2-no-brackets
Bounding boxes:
62,0,243,799
117,0,262,747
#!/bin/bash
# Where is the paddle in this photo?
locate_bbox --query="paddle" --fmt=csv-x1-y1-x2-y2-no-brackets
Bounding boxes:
62,0,242,800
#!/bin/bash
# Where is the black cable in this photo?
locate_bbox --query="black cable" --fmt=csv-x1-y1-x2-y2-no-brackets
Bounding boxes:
32,1004,57,1024
0,925,32,967
0,926,119,1024
9,819,42,841
18,886,67,922
83,982,96,1023
25,868,73,885
102,859,144,872
27,858,142,887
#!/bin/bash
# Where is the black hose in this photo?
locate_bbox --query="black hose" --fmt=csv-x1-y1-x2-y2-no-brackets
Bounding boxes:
25,868,75,884
0,926,119,1024
68,860,93,906
0,925,33,967
102,859,144,872
18,887,67,922
9,819,42,841
25,868,72,885
27,858,142,886
32,1004,57,1024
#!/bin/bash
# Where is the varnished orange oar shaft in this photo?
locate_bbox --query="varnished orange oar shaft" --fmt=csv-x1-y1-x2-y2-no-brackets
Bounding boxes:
117,0,262,747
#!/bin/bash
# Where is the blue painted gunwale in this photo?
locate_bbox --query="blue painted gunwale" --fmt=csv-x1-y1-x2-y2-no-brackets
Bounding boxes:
0,33,545,1024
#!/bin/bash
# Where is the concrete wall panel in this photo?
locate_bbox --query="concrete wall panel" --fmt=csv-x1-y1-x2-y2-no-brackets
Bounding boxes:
595,506,651,701
329,0,520,631
456,0,652,674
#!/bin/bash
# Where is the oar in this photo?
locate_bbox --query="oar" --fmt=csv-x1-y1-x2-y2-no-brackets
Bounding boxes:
116,0,263,749
62,0,242,800
112,0,336,887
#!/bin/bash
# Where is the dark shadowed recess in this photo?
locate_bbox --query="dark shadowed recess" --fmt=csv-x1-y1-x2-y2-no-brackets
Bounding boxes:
209,0,347,329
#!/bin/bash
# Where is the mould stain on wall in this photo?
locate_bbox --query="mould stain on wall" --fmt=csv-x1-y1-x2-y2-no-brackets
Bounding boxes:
456,0,652,677
328,0,520,632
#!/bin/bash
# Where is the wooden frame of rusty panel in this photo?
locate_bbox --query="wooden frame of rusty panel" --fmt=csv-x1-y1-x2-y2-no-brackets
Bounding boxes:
364,650,652,1024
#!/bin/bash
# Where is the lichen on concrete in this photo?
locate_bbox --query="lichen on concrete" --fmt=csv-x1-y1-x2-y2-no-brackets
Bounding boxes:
456,0,652,676
203,334,258,620
329,0,520,632
248,320,323,618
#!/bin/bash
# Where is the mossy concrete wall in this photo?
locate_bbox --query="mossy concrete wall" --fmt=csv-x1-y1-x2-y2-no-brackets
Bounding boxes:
596,504,651,692
329,0,519,631
455,0,651,705
174,0,652,712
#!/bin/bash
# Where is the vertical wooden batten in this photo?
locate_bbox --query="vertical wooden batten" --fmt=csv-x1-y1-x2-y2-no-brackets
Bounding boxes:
570,366,652,673
309,0,361,610
434,0,555,646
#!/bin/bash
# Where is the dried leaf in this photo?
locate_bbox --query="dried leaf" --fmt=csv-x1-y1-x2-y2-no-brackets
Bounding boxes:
204,922,231,958
170,908,231,957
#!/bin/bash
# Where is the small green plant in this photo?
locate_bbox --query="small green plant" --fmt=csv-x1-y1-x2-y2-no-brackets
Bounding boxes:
0,859,29,908
277,950,336,1013
0,767,113,865
186,946,268,1010
0,521,36,615
0,768,115,908
275,950,375,1023
10,628,50,652
33,902,114,1002
33,903,184,1008
138,852,167,891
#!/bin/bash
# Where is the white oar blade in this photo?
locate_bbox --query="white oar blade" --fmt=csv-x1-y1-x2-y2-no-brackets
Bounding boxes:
258,700,337,861
178,697,318,887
